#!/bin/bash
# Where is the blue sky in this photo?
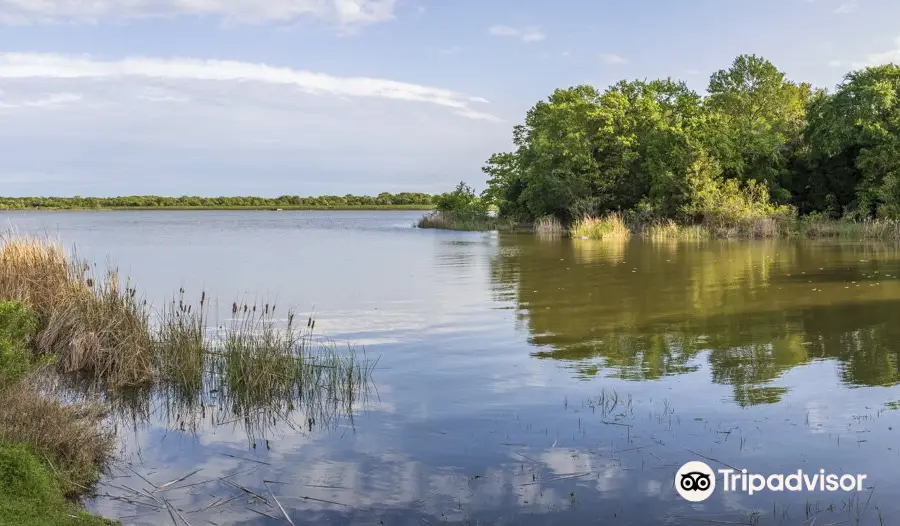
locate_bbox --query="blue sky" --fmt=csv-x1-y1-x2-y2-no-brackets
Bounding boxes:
1,0,898,197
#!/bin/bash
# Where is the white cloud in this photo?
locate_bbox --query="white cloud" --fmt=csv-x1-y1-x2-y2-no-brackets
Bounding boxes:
0,0,398,27
0,52,509,195
834,1,858,14
0,53,496,120
0,92,82,109
853,36,900,67
600,53,628,65
488,25,546,43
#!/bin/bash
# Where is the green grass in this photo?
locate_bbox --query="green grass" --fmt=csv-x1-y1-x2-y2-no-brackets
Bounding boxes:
0,443,115,526
0,300,115,525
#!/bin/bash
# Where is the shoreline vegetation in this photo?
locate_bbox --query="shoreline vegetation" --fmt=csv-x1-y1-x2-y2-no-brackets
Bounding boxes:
419,56,900,241
0,234,374,524
0,194,436,211
418,207,900,241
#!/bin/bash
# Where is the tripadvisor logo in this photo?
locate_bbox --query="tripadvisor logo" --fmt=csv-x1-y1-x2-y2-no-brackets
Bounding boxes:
675,461,868,502
676,461,716,502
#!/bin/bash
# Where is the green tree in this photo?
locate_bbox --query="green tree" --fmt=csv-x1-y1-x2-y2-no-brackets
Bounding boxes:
805,64,900,218
704,54,812,202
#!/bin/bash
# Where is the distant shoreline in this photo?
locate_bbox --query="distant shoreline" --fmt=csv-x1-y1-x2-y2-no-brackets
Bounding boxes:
0,193,439,212
0,205,435,211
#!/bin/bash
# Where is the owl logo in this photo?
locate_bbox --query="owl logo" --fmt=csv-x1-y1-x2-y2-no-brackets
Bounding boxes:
675,461,716,502
680,471,712,492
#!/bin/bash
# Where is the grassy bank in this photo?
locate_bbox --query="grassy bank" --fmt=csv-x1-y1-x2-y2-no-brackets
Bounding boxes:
569,215,900,241
0,234,374,523
415,211,525,232
0,300,115,525
418,210,900,241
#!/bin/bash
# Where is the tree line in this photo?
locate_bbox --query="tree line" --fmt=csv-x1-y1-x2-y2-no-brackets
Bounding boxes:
469,55,900,226
0,193,437,210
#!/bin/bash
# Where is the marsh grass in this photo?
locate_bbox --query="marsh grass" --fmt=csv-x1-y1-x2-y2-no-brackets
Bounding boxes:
570,214,631,240
0,233,375,440
416,211,494,231
0,234,71,316
641,220,710,241
0,234,157,388
38,271,156,388
0,380,115,497
156,289,208,398
796,217,900,239
534,216,566,237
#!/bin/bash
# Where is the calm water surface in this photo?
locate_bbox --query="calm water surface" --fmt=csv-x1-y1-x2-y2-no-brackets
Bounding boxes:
4,210,900,525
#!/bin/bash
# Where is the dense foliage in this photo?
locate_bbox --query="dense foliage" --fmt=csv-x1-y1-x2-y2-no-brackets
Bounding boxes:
0,193,436,210
478,55,900,225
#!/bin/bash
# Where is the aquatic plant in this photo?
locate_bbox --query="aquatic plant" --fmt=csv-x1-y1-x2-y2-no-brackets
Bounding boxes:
570,214,631,241
534,216,566,237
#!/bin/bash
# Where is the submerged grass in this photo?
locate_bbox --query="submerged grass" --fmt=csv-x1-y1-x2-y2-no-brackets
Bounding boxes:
534,216,566,237
0,234,376,522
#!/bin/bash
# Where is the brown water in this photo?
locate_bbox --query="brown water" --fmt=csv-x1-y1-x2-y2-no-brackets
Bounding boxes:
3,210,900,525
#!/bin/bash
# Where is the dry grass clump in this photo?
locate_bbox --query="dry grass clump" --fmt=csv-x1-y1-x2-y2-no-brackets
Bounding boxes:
642,220,709,241
534,216,566,237
570,214,632,240
0,235,72,316
36,271,156,388
0,381,115,494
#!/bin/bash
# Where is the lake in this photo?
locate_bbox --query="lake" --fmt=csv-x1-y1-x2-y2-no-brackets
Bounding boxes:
3,210,900,525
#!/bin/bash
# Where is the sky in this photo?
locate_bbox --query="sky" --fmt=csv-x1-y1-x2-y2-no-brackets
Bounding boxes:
1,0,899,197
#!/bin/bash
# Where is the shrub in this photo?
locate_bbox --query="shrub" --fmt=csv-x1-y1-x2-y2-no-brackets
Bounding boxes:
0,302,39,388
434,181,489,218
0,442,113,525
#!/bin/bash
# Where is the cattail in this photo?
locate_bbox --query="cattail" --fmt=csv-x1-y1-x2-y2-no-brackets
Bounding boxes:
232,302,238,314
86,278,93,287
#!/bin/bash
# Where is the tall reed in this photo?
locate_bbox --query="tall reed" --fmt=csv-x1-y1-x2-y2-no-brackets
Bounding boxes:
0,235,157,388
534,216,566,237
570,214,632,240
